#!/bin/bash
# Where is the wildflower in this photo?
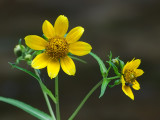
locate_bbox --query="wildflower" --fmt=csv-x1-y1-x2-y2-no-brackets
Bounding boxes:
25,15,92,79
121,59,144,100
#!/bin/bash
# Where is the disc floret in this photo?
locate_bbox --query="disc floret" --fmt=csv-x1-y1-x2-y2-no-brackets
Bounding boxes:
124,69,136,86
45,38,69,60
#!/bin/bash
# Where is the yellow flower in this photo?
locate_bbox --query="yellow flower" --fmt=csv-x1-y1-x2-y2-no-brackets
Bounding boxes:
24,15,92,79
121,59,144,100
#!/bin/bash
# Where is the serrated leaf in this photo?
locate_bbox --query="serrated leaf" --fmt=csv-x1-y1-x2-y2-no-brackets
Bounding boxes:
0,96,52,120
8,62,56,104
90,52,107,77
99,78,111,98
69,55,87,64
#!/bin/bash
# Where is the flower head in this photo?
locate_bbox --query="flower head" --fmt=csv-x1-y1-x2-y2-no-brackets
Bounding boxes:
121,59,144,100
25,15,92,79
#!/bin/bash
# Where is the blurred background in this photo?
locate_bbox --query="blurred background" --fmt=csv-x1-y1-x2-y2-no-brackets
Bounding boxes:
0,0,160,120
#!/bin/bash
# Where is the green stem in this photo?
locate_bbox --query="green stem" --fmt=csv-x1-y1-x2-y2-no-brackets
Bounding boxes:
68,76,120,120
34,69,56,120
43,93,56,120
107,76,120,80
55,76,61,120
68,80,103,120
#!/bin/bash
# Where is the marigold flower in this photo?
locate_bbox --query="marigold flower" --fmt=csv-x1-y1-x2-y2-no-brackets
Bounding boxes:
25,15,92,79
121,59,144,100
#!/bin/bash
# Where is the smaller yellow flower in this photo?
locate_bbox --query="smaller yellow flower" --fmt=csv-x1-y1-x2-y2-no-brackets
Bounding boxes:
24,15,92,79
121,59,144,100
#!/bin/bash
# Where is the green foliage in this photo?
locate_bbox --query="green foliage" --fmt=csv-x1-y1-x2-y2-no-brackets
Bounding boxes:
108,79,121,88
99,78,111,98
42,34,48,41
106,52,120,76
14,39,44,65
89,52,107,77
8,62,56,104
90,51,123,98
107,61,120,76
69,55,87,64
0,96,52,120
89,52,111,98
117,58,125,70
9,62,39,80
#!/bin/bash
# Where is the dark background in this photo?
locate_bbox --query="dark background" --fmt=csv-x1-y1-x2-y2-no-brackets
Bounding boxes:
0,0,160,120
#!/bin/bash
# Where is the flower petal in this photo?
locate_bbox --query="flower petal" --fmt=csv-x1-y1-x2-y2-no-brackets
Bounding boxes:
69,41,92,56
122,61,130,73
66,26,84,44
60,56,76,75
31,53,50,69
54,15,68,38
132,80,140,90
47,59,60,79
123,59,141,73
42,20,55,39
135,69,144,77
121,76,125,86
25,35,48,50
129,59,141,70
122,85,134,100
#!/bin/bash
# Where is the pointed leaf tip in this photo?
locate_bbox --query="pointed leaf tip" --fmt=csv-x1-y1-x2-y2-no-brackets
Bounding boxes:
99,78,111,98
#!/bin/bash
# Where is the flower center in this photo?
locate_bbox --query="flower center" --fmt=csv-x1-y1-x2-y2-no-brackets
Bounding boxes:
124,69,136,86
45,38,69,60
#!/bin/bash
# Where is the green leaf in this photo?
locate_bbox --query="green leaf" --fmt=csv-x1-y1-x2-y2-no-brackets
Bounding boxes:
108,61,120,76
42,34,48,41
109,51,112,61
69,55,87,64
108,79,121,88
99,78,111,98
18,39,25,53
117,58,124,70
8,62,40,81
27,49,34,54
15,56,23,64
8,63,56,104
40,83,57,104
64,33,68,38
89,52,107,77
18,38,22,45
0,96,52,120
32,50,43,58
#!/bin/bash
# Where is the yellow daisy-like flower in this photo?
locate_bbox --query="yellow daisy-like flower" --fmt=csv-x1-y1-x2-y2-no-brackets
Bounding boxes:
121,59,144,100
25,15,92,79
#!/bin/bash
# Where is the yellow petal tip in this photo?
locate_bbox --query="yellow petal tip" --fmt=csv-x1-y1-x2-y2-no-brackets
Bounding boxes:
58,15,68,21
59,15,66,17
79,27,84,32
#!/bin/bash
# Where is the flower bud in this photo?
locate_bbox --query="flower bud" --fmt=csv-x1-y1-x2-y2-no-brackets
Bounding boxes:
24,54,32,61
14,45,25,57
112,58,119,66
